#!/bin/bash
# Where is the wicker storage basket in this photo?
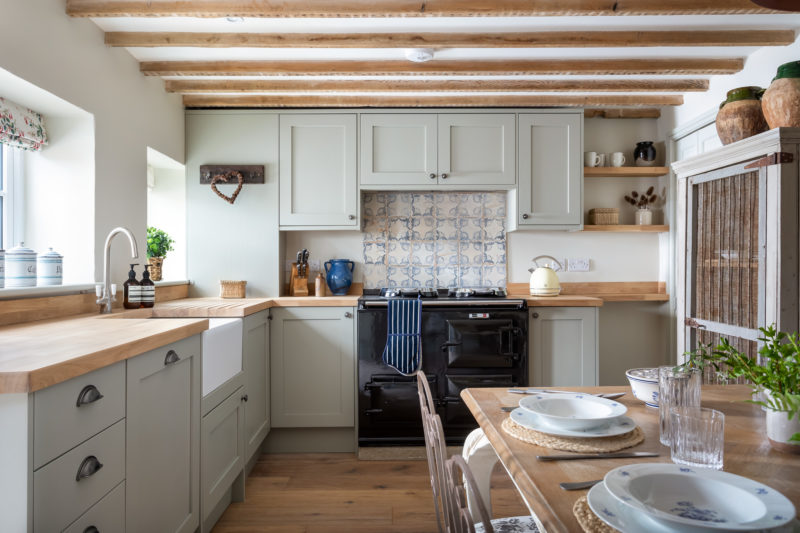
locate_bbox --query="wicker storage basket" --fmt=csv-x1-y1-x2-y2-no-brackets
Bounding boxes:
588,208,619,225
219,280,246,298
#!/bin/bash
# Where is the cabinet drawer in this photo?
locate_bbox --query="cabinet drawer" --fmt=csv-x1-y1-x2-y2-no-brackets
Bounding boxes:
34,361,125,469
63,481,125,533
34,419,126,533
129,336,200,379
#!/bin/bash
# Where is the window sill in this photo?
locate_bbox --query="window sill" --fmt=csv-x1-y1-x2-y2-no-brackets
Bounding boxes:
0,280,190,300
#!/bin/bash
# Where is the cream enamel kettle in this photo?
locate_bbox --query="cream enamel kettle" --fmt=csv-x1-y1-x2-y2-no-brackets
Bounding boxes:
529,255,563,296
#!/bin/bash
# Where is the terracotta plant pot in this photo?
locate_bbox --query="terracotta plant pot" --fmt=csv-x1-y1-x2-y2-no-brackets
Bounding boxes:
148,257,164,281
762,60,800,129
715,86,768,145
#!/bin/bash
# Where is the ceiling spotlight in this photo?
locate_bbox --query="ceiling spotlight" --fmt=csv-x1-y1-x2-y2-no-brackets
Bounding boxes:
405,48,435,63
225,16,244,23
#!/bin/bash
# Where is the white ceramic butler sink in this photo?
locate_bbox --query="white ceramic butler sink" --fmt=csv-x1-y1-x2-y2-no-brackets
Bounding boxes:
202,318,243,397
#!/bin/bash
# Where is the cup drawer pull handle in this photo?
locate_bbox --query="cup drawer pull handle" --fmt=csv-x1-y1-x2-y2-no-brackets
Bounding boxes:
76,455,103,481
164,349,180,366
83,526,99,533
76,385,104,407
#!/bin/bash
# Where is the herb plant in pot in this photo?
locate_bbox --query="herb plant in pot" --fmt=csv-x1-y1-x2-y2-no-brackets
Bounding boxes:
686,325,800,453
146,226,174,282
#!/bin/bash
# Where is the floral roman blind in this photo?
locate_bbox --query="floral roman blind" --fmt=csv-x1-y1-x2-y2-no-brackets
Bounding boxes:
0,97,47,151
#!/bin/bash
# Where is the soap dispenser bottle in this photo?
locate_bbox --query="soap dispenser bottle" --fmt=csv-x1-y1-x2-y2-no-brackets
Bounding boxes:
123,263,141,309
140,264,155,308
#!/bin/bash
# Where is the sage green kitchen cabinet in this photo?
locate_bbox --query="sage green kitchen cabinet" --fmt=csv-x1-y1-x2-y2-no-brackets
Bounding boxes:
360,113,516,188
270,307,356,427
243,310,270,461
516,112,583,229
529,307,598,387
126,335,201,533
279,114,358,229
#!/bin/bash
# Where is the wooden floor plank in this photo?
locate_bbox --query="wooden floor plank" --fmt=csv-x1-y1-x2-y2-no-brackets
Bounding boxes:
213,452,528,532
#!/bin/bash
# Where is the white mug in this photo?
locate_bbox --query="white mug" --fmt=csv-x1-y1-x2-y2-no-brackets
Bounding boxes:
584,152,601,167
598,153,607,167
611,152,626,167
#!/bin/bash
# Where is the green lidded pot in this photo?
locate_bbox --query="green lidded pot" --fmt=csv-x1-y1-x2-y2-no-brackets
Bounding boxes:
762,60,800,129
716,86,768,145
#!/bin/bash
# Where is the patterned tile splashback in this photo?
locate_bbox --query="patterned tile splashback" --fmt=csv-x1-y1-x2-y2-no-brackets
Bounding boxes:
361,192,507,289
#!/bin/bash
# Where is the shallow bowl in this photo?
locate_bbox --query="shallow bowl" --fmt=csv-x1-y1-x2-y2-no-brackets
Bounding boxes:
519,393,627,431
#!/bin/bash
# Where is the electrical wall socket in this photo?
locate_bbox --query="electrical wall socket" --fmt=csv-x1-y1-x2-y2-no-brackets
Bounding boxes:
567,258,591,272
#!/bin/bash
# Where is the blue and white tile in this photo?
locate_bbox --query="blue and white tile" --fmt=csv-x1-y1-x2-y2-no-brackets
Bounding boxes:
459,266,483,287
483,217,505,242
483,192,506,218
362,192,387,217
436,218,459,240
387,266,411,287
435,265,459,288
483,241,506,264
457,218,483,241
457,193,484,217
435,240,459,266
411,193,435,216
362,264,387,289
362,242,386,264
387,192,412,217
362,216,387,241
482,265,507,287
459,241,484,266
387,241,410,265
387,217,411,240
434,193,461,218
410,217,437,240
410,242,435,265
410,266,435,287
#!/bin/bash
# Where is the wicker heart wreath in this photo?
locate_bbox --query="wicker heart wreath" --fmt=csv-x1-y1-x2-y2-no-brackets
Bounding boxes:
210,171,244,204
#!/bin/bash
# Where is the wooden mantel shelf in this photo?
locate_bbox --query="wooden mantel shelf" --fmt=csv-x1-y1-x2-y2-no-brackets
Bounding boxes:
584,166,669,177
582,224,669,232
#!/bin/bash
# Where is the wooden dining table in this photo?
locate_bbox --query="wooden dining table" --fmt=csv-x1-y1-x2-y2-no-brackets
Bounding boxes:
461,385,800,533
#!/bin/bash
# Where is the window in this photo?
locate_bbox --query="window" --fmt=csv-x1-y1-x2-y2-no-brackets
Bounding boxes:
0,144,23,250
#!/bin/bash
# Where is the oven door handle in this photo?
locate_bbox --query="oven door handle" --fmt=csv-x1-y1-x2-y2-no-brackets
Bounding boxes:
499,326,523,359
440,341,462,352
364,408,383,416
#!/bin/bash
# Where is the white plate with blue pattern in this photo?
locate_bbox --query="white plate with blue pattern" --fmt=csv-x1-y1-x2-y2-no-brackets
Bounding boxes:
509,407,637,438
518,392,628,431
603,463,796,531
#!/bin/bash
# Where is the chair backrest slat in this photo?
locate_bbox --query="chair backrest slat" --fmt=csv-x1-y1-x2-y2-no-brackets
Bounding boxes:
445,455,494,533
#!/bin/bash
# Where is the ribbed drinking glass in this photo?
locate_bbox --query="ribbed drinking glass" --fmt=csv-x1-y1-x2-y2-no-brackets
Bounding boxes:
658,366,701,446
670,407,725,470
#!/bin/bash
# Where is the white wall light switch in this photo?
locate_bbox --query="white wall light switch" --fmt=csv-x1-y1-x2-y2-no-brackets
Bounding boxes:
567,258,591,272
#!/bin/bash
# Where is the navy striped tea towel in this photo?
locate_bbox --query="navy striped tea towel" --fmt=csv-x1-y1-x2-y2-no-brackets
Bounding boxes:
381,297,422,376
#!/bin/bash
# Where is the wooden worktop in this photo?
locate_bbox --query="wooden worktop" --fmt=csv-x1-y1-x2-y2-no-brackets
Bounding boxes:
152,297,273,317
511,294,604,307
0,314,208,394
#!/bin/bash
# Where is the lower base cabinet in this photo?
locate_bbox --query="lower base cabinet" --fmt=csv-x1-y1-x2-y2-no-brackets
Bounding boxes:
126,335,201,533
529,307,599,387
63,481,126,533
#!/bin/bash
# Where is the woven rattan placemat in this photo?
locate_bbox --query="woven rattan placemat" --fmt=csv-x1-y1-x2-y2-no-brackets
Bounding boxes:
501,417,645,453
574,496,619,533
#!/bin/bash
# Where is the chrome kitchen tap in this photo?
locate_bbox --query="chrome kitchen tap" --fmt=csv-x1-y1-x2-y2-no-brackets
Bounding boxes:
97,227,139,314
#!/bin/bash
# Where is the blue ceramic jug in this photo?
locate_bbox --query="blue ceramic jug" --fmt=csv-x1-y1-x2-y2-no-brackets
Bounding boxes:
324,259,355,296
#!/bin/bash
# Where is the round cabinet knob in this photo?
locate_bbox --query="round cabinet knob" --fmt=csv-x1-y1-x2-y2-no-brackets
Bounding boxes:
345,312,353,318
532,312,539,319
440,173,448,180
429,173,437,180
348,214,356,220
241,394,249,402
522,213,530,220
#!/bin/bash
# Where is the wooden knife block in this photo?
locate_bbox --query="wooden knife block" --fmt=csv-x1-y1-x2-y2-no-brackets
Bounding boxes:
288,263,309,296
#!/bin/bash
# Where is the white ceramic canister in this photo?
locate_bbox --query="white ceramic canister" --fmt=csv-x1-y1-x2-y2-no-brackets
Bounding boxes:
6,243,37,288
0,249,4,288
37,247,63,286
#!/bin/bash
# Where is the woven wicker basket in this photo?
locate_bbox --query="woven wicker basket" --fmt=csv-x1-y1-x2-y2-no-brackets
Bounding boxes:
219,280,246,299
588,208,619,225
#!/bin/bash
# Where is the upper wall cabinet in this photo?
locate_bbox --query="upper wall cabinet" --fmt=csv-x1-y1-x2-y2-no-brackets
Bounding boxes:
516,112,582,229
360,113,516,189
280,114,359,229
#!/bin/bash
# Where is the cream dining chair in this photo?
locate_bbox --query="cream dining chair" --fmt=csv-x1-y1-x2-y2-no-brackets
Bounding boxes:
416,372,540,533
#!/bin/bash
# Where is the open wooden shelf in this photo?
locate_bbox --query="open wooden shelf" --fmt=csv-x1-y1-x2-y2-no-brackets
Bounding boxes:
582,224,669,233
584,166,669,177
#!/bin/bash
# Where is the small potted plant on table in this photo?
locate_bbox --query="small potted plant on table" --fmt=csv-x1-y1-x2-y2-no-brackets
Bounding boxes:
146,226,174,282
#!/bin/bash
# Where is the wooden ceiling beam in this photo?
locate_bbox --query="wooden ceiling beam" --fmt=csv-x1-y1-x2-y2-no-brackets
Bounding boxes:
105,30,795,48
181,94,683,108
164,78,708,93
142,58,743,76
67,0,783,17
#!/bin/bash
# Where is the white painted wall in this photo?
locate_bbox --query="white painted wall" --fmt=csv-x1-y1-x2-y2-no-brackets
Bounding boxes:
147,166,187,281
0,0,184,285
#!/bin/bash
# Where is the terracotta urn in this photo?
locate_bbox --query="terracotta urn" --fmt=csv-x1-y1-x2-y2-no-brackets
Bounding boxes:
762,60,800,129
715,86,768,145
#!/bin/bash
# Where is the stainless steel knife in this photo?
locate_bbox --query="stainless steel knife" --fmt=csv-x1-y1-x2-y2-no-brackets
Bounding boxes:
508,389,626,400
538,452,659,461
560,479,603,491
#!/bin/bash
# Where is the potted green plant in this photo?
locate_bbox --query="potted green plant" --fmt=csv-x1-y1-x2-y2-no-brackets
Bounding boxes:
145,226,174,282
686,325,800,452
